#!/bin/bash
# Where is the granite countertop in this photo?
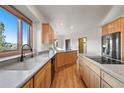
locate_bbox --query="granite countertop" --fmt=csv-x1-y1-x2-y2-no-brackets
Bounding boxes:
79,54,124,84
0,52,56,88
0,50,77,88
56,50,77,53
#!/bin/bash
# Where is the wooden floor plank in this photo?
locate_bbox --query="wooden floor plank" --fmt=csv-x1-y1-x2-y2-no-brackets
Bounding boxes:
51,63,86,88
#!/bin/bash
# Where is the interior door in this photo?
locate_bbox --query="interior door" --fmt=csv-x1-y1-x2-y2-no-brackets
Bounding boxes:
78,37,87,53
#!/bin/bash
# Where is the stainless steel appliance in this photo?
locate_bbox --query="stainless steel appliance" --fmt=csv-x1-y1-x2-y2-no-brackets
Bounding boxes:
102,32,121,60
51,55,55,83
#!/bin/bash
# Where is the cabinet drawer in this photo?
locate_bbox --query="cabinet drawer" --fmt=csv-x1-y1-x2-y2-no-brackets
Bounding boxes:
101,79,112,88
101,71,124,88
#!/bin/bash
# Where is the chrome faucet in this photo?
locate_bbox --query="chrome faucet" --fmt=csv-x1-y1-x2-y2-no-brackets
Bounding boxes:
20,44,33,62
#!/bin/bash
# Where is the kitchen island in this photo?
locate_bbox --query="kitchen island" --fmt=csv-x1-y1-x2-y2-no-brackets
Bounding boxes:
79,54,124,88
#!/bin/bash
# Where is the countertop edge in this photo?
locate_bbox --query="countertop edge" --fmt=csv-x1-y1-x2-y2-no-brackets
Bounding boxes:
79,54,124,84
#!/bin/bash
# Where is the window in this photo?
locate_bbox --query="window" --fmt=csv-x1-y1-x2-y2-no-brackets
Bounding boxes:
22,21,30,45
0,8,18,52
0,6,32,57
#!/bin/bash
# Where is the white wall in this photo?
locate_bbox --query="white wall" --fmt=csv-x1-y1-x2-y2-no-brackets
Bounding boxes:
63,5,124,56
33,21,49,52
64,27,101,56
102,5,124,25
15,5,49,52
56,35,65,49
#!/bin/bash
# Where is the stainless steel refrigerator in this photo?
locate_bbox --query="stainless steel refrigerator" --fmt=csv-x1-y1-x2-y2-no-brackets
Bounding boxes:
102,32,121,60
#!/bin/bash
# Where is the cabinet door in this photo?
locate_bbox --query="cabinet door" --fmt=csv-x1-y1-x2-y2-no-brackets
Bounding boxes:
94,74,100,88
89,70,95,88
89,70,100,88
83,64,90,87
44,61,51,88
42,24,50,43
102,25,109,36
23,78,33,88
56,53,65,68
101,79,111,88
79,60,84,80
34,68,46,88
65,52,77,64
34,61,51,88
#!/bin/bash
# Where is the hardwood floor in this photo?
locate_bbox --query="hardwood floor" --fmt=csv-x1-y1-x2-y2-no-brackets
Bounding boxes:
51,63,86,88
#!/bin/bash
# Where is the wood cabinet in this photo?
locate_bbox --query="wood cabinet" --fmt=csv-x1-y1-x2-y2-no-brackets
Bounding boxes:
83,63,90,87
65,51,77,65
102,17,124,60
89,70,100,88
23,78,33,88
101,70,124,88
42,23,54,44
55,51,77,71
79,56,101,88
102,25,109,36
56,52,65,69
34,60,51,88
101,79,111,88
102,18,121,36
79,58,84,80
45,61,51,88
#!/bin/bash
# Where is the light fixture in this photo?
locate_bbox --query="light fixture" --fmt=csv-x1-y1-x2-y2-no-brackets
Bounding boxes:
60,22,63,26
70,25,74,30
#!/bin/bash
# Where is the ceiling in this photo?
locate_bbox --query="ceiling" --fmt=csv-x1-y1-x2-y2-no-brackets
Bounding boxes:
36,5,112,35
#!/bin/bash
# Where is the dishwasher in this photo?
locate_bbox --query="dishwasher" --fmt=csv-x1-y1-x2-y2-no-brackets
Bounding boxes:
51,55,55,83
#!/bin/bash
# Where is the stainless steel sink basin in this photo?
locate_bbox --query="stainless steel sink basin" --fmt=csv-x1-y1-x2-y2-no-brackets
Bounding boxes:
2,62,36,70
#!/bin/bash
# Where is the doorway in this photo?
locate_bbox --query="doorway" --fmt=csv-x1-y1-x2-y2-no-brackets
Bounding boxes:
65,39,71,50
78,37,87,53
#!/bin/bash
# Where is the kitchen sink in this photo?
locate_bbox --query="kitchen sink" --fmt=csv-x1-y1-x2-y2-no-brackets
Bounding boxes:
2,62,36,70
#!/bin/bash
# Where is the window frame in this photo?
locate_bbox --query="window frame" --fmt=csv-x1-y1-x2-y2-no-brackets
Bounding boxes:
0,5,33,57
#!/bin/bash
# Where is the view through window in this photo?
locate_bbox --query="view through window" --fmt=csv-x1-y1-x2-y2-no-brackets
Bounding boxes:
0,8,18,52
0,6,32,55
22,21,30,45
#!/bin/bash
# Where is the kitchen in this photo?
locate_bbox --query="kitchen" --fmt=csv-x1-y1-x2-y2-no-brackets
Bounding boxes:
0,5,124,88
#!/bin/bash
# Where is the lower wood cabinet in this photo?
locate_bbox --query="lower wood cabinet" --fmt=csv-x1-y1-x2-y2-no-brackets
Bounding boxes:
55,51,77,71
101,79,111,88
89,70,100,88
79,56,101,88
79,55,124,88
22,60,51,88
65,51,77,64
22,78,33,88
101,71,124,88
83,64,90,87
34,60,51,88
56,52,65,69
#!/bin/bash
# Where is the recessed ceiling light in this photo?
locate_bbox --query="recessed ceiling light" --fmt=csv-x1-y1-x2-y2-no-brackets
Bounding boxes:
60,22,63,26
70,25,74,30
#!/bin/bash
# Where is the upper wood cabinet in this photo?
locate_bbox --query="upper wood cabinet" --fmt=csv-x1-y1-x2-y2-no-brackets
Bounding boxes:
102,17,122,36
102,17,124,60
42,23,54,44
